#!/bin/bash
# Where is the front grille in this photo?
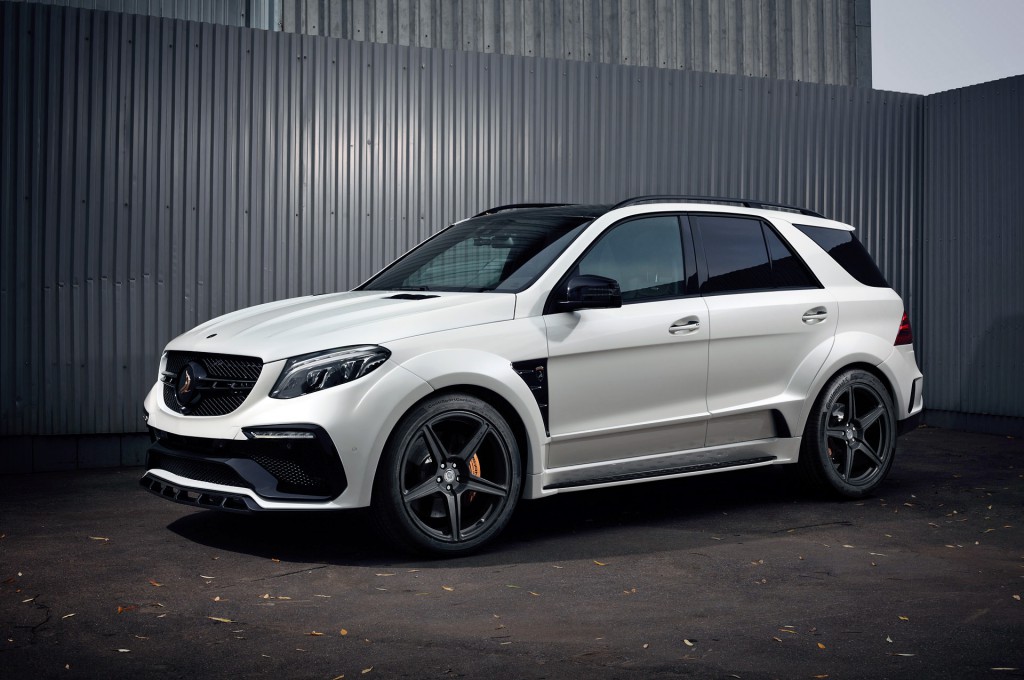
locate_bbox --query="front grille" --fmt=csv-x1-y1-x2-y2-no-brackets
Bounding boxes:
162,351,263,416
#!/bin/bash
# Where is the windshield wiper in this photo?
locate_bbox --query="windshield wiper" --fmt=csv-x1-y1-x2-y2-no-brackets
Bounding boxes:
394,285,430,291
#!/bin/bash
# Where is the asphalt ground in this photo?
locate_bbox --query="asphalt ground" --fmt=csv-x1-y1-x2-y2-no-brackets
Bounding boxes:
1,426,1022,680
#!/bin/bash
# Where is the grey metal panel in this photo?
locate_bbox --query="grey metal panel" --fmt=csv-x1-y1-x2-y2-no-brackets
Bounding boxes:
14,0,870,86
921,77,1024,419
2,1,923,442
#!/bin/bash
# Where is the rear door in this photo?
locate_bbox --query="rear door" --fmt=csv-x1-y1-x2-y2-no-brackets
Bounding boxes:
690,214,837,445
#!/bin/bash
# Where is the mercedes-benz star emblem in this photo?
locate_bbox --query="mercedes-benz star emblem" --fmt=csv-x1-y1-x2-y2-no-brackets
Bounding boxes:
175,361,206,411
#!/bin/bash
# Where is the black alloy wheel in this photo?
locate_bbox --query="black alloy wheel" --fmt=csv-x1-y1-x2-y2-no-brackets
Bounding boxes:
373,393,521,556
799,369,896,498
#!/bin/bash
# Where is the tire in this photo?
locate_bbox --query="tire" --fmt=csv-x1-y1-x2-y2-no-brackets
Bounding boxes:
372,393,522,556
798,369,897,498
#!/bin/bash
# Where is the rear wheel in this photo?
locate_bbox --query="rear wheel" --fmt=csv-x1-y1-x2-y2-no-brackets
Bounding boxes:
798,369,896,498
372,393,521,556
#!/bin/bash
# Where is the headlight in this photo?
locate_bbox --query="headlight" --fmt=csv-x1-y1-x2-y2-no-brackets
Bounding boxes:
269,345,391,399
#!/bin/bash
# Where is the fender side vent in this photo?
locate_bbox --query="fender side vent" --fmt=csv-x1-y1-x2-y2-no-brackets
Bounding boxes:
512,359,549,435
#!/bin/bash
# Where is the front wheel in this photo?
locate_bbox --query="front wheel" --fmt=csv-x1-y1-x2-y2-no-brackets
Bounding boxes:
372,393,522,556
798,370,896,498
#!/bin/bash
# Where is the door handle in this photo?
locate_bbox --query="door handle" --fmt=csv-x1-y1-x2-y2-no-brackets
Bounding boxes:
669,318,701,335
802,307,828,324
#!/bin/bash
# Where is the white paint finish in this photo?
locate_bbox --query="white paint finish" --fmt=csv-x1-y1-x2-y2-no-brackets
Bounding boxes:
545,297,710,466
704,288,837,414
166,291,517,362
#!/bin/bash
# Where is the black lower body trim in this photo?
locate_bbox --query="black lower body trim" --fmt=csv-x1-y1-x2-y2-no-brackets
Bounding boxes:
544,456,776,490
897,411,922,437
140,473,259,512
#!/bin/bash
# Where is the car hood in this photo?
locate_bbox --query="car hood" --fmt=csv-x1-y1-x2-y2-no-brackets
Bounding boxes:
165,291,517,362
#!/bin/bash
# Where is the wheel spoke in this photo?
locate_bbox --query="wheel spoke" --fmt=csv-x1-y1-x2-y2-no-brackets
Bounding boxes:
858,404,885,430
445,491,462,541
858,440,882,468
420,423,448,462
454,420,491,461
826,427,846,439
845,386,856,420
464,474,508,498
841,443,855,480
403,478,438,504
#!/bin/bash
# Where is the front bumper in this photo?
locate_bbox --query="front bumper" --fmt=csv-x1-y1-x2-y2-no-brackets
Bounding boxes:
144,425,347,502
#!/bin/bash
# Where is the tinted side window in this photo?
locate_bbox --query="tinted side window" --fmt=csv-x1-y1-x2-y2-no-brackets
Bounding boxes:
695,216,773,294
576,216,686,303
763,226,818,289
794,224,889,287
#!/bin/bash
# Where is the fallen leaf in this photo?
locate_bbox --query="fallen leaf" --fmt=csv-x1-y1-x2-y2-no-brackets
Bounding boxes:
442,586,454,592
898,616,909,621
117,606,137,614
308,631,324,636
340,629,348,636
683,639,694,647
207,616,235,623
886,636,893,643
21,597,35,603
271,558,280,563
332,675,345,680
375,573,395,577
772,636,783,642
529,591,540,596
134,635,149,640
643,643,649,649
777,628,797,634
148,579,163,587
817,642,827,650
814,675,829,679
61,613,76,620
842,544,854,548
593,560,607,566
117,648,130,653
362,668,373,674
1013,595,1021,601
89,536,110,542
277,596,292,600
506,585,520,589
199,575,216,579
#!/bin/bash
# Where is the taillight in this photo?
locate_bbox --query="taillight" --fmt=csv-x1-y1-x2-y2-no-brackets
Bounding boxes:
895,311,913,346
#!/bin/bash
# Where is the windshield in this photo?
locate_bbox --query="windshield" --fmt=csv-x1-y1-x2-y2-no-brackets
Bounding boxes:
360,213,593,292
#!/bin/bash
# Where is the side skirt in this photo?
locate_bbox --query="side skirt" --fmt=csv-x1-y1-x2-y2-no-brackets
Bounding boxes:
532,437,800,497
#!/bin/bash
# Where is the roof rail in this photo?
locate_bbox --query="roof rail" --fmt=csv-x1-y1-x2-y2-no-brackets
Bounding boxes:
611,195,824,218
474,203,574,217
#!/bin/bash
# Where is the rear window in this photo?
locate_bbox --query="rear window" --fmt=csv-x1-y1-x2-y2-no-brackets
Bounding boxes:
794,224,889,288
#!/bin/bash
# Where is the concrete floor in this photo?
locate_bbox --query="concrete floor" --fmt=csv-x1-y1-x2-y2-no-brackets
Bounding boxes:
1,426,1022,679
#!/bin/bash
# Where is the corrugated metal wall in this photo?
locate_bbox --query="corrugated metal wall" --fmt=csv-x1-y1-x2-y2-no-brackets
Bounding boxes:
10,0,872,86
920,77,1024,425
0,1,917,452
3,2,1021,470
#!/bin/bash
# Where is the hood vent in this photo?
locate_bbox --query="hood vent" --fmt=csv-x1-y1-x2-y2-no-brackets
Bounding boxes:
385,293,439,300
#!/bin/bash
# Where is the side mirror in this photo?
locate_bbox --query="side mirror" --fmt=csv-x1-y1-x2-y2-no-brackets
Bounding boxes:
555,275,622,312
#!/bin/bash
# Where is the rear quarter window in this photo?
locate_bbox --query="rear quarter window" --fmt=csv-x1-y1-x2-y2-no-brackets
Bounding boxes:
794,224,889,288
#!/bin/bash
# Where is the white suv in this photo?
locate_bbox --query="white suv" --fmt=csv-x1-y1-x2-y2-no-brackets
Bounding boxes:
141,197,924,555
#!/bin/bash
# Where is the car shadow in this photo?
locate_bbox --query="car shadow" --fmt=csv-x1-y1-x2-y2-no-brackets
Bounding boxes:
166,464,865,568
